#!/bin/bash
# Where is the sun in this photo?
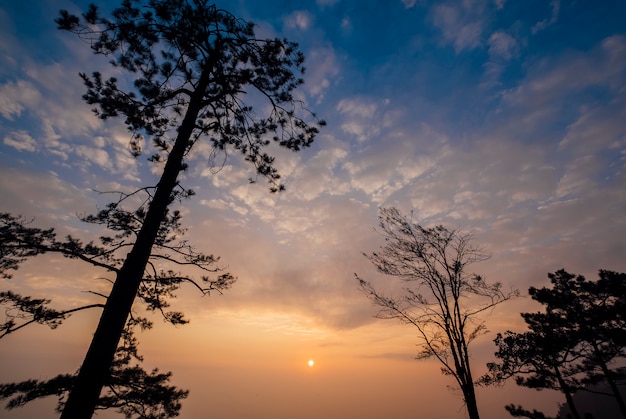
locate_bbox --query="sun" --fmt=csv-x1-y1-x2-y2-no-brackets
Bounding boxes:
307,359,315,367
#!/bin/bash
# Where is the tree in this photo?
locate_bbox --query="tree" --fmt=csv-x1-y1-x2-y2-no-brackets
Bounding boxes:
0,305,188,418
531,270,626,418
356,207,518,419
1,0,324,417
488,322,583,419
0,202,216,417
485,269,626,419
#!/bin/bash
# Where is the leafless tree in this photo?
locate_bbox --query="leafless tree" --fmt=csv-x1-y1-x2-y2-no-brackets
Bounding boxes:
356,207,518,419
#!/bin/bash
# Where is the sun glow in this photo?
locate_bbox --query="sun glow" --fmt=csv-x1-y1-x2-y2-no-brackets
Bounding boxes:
308,359,314,367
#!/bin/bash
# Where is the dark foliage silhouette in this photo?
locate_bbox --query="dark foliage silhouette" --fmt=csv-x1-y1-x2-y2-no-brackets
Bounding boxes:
0,317,187,418
484,269,626,419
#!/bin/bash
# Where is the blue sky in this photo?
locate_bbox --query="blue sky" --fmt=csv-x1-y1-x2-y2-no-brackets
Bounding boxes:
1,1,625,418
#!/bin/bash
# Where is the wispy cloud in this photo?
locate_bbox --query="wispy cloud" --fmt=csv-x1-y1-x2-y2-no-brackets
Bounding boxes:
532,0,560,34
3,130,37,152
430,2,486,53
284,10,314,31
0,80,41,120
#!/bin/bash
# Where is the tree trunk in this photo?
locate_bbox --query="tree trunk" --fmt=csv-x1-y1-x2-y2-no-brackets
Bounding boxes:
60,82,206,419
456,329,480,419
462,381,481,419
598,359,626,418
556,369,582,419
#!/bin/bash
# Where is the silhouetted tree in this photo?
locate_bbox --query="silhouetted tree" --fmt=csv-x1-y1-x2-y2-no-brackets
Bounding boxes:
487,324,583,419
530,270,626,418
1,205,216,417
485,269,626,419
1,0,323,417
0,315,188,418
356,207,518,419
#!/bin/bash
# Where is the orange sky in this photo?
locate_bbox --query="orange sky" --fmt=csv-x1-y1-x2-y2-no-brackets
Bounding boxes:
0,296,566,419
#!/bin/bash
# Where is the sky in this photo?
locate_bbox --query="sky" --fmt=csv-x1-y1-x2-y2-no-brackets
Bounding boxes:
0,0,625,418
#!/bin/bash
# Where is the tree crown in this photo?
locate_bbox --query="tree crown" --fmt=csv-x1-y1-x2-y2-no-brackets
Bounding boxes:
57,0,324,191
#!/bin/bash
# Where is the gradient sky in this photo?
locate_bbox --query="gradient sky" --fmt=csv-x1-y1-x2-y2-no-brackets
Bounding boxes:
1,0,625,418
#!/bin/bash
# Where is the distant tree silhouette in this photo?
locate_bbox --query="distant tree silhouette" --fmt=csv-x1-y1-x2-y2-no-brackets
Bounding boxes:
0,0,323,417
484,269,626,419
356,207,518,419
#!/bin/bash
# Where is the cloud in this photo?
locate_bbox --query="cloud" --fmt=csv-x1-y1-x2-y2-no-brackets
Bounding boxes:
494,35,626,141
287,139,350,202
431,2,485,53
559,95,626,157
336,97,381,142
480,30,519,87
532,0,560,34
0,80,41,120
3,130,37,152
75,145,113,171
0,168,94,224
284,10,313,31
304,45,339,102
488,30,518,61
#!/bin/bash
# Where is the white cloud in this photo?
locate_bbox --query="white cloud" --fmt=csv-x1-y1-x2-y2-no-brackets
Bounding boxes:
3,130,37,152
288,142,350,201
0,79,41,120
24,62,102,138
304,45,339,102
336,98,377,119
75,145,113,170
336,98,381,142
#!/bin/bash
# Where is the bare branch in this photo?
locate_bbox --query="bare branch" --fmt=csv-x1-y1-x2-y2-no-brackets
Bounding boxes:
357,207,518,419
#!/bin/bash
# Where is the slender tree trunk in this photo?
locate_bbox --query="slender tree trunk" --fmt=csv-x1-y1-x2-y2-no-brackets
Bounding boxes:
459,357,480,419
453,305,480,419
556,370,582,419
463,382,480,419
592,344,626,418
60,80,207,419
599,361,626,418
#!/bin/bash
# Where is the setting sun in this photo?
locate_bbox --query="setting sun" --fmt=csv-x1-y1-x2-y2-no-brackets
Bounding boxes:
308,359,315,367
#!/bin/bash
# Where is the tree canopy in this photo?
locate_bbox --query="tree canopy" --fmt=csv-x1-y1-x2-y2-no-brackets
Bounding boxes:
485,269,626,419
